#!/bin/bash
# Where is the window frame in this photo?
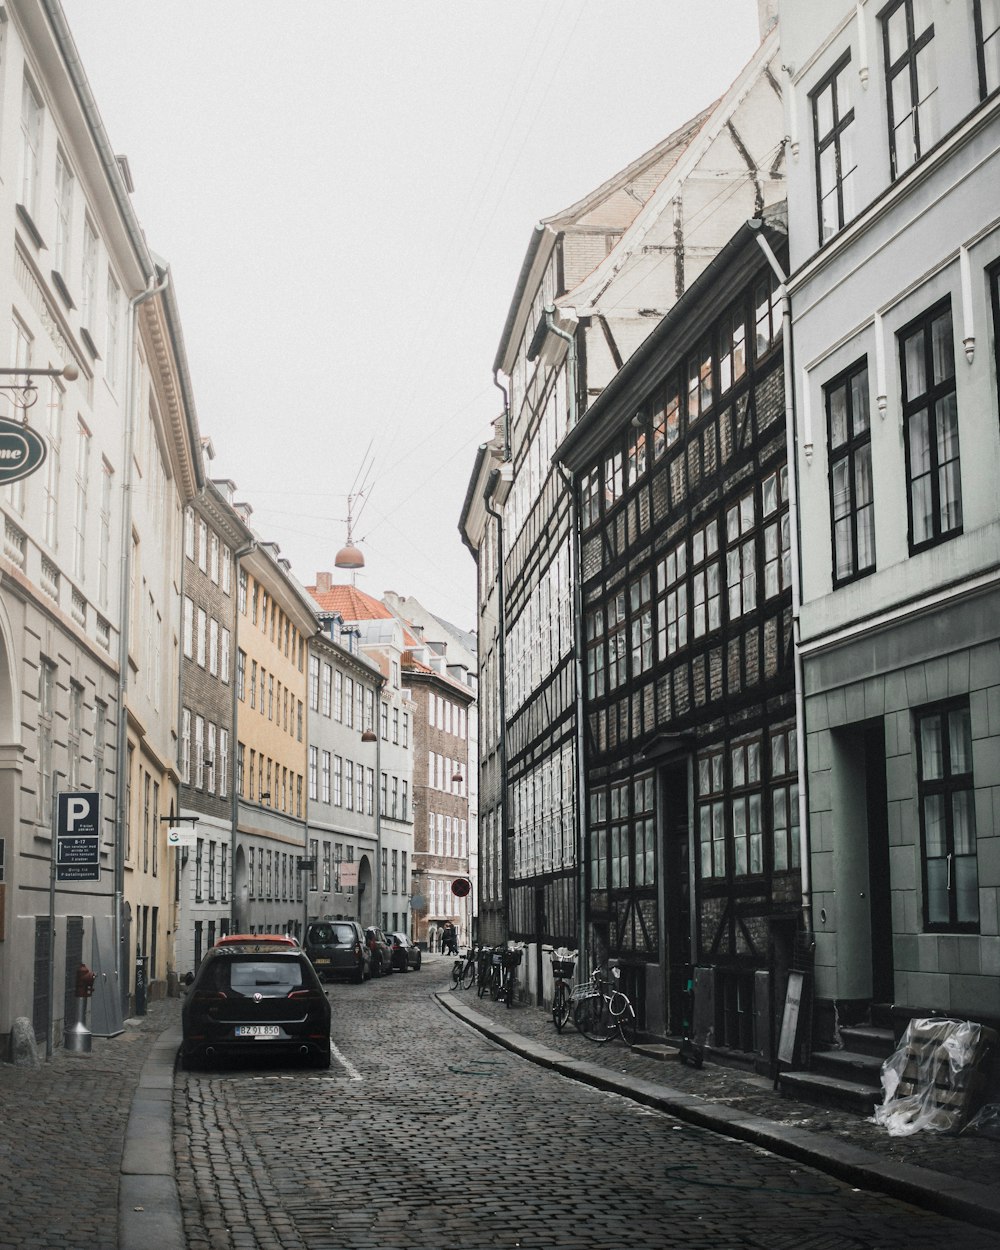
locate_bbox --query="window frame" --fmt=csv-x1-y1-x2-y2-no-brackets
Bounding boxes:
826,357,876,585
915,699,979,933
898,300,962,554
880,0,937,180
974,0,1000,100
810,50,857,244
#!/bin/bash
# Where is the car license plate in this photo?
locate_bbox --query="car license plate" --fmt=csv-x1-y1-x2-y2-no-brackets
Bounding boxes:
314,957,330,965
234,1025,280,1038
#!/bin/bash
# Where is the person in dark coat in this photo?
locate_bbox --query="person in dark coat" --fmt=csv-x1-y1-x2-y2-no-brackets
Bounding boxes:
442,921,458,956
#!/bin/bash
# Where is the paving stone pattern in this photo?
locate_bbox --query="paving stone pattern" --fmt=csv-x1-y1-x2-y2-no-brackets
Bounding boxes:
0,1001,173,1250
174,959,1000,1250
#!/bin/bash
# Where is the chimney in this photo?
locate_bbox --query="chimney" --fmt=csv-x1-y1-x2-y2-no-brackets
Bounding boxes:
757,0,778,39
316,571,333,594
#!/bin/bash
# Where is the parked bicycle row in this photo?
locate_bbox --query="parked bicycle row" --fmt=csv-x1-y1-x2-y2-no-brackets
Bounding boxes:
449,944,638,1045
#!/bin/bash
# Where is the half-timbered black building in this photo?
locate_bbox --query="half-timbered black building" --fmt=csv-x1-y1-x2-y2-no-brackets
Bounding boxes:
556,209,802,1068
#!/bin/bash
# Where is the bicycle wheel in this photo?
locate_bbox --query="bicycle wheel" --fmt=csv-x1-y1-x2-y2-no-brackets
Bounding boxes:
450,961,462,990
616,1001,637,1047
503,971,515,1008
490,969,503,1001
552,982,571,1032
477,970,489,998
462,960,476,990
574,994,613,1043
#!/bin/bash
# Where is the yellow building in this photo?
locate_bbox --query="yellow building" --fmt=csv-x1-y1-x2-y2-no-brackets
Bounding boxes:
231,537,316,935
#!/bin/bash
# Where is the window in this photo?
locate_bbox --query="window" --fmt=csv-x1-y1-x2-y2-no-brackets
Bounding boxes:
238,569,248,614
771,724,800,872
321,751,331,803
194,716,204,788
99,461,113,607
196,607,207,667
976,0,1000,97
590,789,608,890
811,53,857,242
656,542,688,659
321,663,332,716
900,303,961,552
309,655,320,711
604,449,623,511
73,421,90,580
606,591,627,692
686,339,713,423
691,519,721,638
344,677,354,728
206,722,216,794
730,738,763,876
219,729,229,799
182,596,194,659
222,546,232,595
718,303,747,395
308,746,318,801
754,272,782,359
221,628,231,684
882,0,938,178
584,608,606,701
106,270,121,386
697,750,726,880
762,466,792,600
209,619,219,676
580,466,600,529
345,760,354,811
633,774,656,887
42,379,62,550
608,782,629,889
180,708,191,784
629,573,653,679
725,491,757,621
81,219,98,328
626,423,647,487
827,361,875,583
652,377,681,460
54,149,74,277
20,76,43,216
917,702,978,931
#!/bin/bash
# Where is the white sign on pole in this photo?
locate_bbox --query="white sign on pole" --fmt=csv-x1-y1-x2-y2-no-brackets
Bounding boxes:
340,862,359,888
166,826,198,849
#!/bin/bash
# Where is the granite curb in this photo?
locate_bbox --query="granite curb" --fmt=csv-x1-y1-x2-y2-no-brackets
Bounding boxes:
118,1020,184,1250
435,987,1000,1235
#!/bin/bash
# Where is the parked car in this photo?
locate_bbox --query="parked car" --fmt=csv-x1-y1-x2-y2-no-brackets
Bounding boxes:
179,943,331,1070
214,933,298,949
388,932,422,972
364,926,394,977
304,920,370,984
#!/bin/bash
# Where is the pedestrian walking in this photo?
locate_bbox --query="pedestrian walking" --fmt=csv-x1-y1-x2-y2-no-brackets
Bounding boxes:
442,921,458,956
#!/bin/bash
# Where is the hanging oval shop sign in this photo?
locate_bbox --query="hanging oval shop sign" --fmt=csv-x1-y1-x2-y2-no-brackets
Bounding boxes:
0,418,46,484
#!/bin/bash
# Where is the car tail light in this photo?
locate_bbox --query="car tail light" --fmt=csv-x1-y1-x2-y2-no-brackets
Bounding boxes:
192,990,227,1004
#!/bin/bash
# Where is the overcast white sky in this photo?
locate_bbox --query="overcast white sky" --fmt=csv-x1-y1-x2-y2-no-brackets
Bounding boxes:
60,1,762,632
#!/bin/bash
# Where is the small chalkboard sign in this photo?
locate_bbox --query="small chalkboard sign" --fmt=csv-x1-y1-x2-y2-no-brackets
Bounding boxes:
777,970,805,1067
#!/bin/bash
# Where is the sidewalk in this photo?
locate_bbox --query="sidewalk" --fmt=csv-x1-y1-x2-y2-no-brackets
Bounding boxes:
434,958,1000,1236
0,997,183,1250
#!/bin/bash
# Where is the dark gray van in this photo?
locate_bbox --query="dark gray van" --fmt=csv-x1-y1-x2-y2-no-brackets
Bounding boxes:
305,920,370,983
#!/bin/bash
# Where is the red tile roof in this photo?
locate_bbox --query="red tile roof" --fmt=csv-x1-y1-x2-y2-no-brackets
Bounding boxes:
306,583,393,621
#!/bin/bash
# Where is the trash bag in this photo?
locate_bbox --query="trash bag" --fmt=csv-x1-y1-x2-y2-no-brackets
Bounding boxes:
965,1103,1000,1139
872,1018,997,1137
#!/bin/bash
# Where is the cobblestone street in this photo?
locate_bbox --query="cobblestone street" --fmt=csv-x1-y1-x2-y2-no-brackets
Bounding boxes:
173,960,1000,1250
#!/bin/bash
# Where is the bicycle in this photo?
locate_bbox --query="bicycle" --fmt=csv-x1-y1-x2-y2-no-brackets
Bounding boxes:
572,964,637,1046
476,946,496,998
450,945,479,991
496,945,522,1007
549,949,577,1032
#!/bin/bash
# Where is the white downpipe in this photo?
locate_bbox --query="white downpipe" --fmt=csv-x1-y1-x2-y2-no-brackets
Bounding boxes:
113,271,170,996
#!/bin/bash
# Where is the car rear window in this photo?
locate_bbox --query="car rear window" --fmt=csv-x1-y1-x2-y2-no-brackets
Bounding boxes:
218,959,306,994
310,924,355,945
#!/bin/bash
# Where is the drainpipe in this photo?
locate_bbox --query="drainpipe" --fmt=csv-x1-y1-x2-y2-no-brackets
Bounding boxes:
557,462,590,978
492,370,511,463
749,221,812,937
482,471,509,941
542,306,577,428
542,307,588,972
113,270,169,1007
229,541,257,931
